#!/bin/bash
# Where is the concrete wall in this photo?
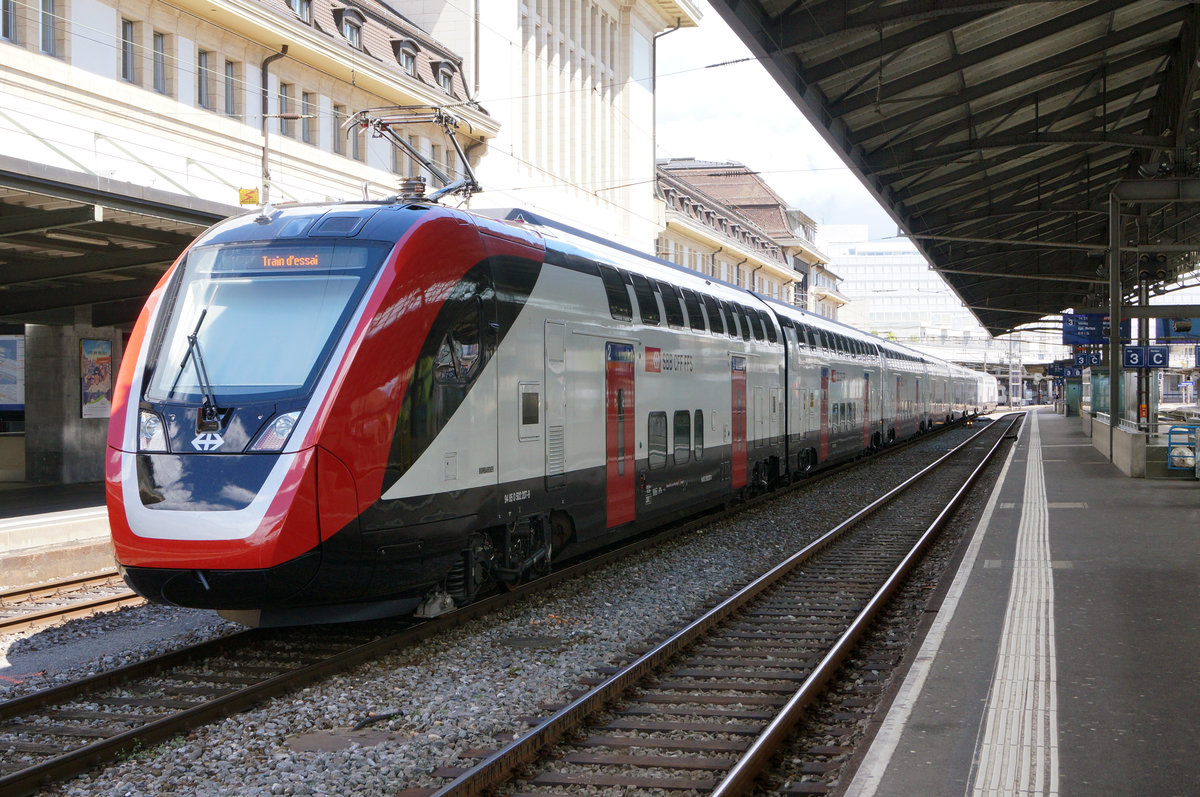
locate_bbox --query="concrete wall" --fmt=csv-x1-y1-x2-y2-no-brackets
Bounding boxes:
24,314,124,483
1110,425,1146,478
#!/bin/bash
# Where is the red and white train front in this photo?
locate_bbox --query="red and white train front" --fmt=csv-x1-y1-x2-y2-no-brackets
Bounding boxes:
106,202,520,624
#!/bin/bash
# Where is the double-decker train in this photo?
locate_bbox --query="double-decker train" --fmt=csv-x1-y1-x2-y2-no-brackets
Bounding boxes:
106,202,997,625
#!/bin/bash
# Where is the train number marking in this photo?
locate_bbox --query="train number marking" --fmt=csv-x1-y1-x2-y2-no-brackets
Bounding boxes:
503,489,531,504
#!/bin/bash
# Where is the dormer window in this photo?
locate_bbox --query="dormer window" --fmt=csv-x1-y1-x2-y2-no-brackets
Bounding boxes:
334,8,364,49
431,61,457,96
290,0,310,23
391,39,419,76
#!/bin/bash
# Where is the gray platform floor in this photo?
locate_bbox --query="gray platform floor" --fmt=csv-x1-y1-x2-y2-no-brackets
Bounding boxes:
849,408,1200,797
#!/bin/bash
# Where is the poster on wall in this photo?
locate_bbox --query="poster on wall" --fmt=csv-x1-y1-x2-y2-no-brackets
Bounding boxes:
0,335,24,412
80,339,113,419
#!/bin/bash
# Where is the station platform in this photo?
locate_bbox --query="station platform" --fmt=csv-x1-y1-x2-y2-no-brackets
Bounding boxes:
848,407,1199,796
0,481,113,590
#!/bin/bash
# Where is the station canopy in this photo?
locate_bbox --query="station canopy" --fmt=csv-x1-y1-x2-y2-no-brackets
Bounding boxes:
0,162,222,326
710,0,1200,335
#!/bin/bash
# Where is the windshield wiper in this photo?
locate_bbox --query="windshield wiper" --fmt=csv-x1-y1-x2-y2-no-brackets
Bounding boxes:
167,308,221,424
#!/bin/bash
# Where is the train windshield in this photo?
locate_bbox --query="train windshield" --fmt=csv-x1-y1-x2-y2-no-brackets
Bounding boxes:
144,240,392,403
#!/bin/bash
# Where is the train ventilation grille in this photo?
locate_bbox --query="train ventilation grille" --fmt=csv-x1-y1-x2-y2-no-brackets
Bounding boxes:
546,426,565,475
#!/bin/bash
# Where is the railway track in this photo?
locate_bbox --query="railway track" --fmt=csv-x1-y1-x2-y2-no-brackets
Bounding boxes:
0,573,143,635
424,413,1022,795
0,419,981,796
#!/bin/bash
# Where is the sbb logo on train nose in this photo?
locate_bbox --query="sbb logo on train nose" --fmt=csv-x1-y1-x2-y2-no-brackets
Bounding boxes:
191,432,225,452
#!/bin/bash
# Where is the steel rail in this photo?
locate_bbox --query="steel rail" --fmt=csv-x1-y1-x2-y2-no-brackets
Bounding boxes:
0,592,145,635
429,413,1020,796
0,572,122,604
0,418,969,796
712,412,1021,794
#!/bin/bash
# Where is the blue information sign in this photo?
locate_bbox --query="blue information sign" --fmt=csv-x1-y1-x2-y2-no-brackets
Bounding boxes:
1124,345,1169,369
1063,313,1130,344
1047,363,1065,376
1123,346,1146,368
1064,367,1084,378
1074,352,1103,366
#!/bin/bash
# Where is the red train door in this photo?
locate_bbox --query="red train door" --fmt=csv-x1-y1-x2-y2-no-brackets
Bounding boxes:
605,342,635,527
819,367,830,460
731,356,747,489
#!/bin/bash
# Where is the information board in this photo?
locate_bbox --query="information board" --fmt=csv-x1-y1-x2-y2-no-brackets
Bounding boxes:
0,335,24,411
1062,313,1130,344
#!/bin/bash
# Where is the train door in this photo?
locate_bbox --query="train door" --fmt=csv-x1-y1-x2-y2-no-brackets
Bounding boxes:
731,356,747,488
545,322,567,490
770,387,783,444
819,367,830,460
752,387,765,448
605,342,635,527
863,371,871,450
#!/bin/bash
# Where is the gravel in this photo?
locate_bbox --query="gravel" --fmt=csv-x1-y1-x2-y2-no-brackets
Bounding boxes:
2,426,980,796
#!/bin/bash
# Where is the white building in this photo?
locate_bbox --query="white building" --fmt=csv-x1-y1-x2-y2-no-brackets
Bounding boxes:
401,0,701,250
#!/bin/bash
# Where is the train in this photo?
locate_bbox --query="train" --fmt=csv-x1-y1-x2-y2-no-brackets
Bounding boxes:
105,201,998,626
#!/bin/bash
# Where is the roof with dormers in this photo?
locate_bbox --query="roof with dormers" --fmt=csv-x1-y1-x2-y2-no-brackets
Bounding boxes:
255,0,480,111
656,164,789,268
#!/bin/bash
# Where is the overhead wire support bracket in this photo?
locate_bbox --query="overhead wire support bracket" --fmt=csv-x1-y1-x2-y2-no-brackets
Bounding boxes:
344,105,482,202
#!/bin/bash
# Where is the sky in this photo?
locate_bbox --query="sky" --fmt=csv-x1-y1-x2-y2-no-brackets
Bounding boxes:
654,1,903,243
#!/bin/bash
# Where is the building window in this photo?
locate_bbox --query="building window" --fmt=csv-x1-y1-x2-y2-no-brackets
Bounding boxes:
2,0,17,43
121,19,136,82
197,49,213,109
224,61,240,116
339,10,362,48
278,83,292,136
408,135,420,177
152,32,168,93
350,118,362,161
290,0,310,23
39,0,56,55
332,104,346,155
301,91,315,143
438,68,454,94
393,40,418,76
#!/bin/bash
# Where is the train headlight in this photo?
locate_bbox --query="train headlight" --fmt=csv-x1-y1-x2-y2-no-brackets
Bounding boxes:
138,410,168,452
250,411,301,452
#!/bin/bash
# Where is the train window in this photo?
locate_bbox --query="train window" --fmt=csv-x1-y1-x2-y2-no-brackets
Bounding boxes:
597,265,633,321
694,409,704,460
630,274,660,326
831,402,839,431
518,382,540,441
729,304,748,338
681,288,706,331
721,300,740,338
743,307,763,341
759,310,777,343
701,294,725,335
673,410,691,464
648,411,668,470
658,280,686,328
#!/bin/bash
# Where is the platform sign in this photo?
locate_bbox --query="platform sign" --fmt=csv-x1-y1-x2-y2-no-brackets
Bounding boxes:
1123,345,1169,369
1064,366,1084,378
1074,352,1102,366
1063,313,1129,344
1047,363,1065,376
